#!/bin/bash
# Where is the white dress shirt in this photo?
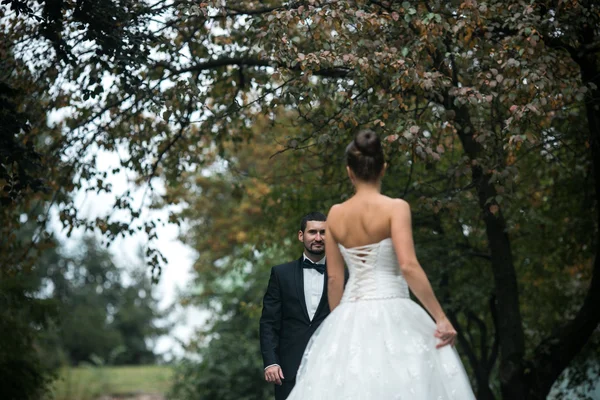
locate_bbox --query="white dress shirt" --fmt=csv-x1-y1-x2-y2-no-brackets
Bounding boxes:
302,254,326,321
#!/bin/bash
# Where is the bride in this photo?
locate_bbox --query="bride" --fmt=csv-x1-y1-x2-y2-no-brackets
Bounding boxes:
286,130,476,399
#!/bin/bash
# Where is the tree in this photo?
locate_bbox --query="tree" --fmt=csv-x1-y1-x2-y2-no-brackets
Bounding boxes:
1,2,166,394
111,264,171,365
0,213,64,400
0,29,63,399
0,0,166,271
44,236,168,366
0,8,63,272
0,256,58,400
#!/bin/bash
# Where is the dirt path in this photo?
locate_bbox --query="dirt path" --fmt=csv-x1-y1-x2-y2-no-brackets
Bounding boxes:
97,393,166,400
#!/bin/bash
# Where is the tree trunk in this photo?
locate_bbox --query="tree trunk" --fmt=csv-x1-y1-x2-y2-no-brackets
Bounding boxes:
451,101,528,398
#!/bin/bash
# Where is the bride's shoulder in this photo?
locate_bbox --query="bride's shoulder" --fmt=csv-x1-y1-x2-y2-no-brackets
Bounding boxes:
381,198,412,220
380,195,411,209
327,202,345,218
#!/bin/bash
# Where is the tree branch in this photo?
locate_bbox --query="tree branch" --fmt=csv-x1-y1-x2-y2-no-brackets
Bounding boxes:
222,1,306,16
155,57,351,78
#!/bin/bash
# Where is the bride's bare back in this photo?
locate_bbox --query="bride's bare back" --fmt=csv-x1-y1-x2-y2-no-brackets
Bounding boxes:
327,192,408,249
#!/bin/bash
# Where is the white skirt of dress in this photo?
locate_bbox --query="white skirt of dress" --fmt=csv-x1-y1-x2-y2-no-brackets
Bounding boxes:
287,297,476,400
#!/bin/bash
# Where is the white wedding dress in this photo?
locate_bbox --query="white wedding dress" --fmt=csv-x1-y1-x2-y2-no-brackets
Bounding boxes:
286,238,476,400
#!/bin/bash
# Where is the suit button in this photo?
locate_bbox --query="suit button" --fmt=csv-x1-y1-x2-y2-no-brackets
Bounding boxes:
309,323,312,327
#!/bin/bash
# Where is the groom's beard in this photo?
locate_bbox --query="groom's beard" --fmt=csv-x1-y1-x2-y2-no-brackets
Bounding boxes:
305,242,325,256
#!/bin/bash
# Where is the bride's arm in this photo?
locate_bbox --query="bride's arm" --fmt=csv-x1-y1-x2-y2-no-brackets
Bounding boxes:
390,199,447,322
326,205,345,311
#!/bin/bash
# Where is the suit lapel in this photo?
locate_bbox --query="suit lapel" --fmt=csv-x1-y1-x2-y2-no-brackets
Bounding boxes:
293,257,311,322
313,264,329,317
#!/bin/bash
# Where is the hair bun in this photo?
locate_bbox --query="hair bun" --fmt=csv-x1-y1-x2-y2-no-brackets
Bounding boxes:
354,129,381,157
345,129,385,182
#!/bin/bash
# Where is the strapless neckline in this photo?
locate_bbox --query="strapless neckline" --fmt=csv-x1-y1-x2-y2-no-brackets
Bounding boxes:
337,237,392,250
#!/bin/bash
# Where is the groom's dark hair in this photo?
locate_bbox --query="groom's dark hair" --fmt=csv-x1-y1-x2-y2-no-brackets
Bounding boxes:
300,212,326,232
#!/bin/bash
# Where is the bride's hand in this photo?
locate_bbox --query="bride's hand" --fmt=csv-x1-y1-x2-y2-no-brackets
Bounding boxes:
434,316,457,348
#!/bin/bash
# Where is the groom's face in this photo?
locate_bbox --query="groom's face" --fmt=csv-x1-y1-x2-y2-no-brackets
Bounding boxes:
299,220,326,256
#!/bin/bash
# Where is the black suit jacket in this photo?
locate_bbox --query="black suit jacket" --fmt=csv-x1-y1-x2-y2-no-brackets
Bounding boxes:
259,257,331,381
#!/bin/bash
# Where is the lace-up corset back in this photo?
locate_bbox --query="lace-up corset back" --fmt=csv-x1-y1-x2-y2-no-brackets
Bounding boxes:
338,238,409,302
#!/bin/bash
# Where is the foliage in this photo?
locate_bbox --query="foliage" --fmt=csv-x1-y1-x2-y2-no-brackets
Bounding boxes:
43,236,169,366
0,214,61,400
0,0,163,272
0,270,58,400
0,25,67,398
0,8,63,272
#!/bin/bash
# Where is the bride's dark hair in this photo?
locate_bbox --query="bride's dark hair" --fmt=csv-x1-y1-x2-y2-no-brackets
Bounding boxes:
345,129,385,182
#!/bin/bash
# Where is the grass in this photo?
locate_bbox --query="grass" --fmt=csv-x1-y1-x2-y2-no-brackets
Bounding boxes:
52,364,174,400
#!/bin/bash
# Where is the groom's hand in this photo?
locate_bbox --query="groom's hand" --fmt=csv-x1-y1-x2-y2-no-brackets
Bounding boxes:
264,365,284,385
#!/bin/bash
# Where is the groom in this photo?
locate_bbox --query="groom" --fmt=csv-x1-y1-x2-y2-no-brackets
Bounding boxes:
260,212,331,400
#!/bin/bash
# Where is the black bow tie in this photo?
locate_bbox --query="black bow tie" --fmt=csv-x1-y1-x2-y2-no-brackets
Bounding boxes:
302,259,326,274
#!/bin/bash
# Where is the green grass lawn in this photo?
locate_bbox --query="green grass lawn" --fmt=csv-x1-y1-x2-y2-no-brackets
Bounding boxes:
52,364,173,400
